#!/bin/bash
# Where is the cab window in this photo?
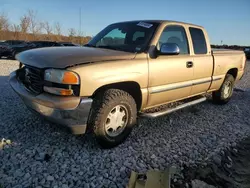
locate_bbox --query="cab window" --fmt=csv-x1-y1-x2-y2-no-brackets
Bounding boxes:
189,27,207,54
158,25,189,54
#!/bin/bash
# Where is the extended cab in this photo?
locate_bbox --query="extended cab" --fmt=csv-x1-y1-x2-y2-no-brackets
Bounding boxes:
9,20,246,148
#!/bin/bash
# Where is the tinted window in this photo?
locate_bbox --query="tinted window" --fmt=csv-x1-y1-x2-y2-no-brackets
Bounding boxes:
4,40,14,45
132,31,145,41
12,41,25,45
189,27,207,54
63,43,75,46
96,28,126,46
52,43,62,46
42,42,56,47
158,26,189,54
46,42,54,47
33,42,46,47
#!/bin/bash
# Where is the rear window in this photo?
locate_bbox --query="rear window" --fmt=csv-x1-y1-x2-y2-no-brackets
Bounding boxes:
189,27,207,54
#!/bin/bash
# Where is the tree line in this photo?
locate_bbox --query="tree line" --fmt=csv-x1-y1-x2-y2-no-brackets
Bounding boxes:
211,44,248,50
0,10,91,44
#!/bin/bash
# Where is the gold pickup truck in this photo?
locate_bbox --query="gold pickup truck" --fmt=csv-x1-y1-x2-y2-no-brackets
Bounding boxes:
9,20,246,148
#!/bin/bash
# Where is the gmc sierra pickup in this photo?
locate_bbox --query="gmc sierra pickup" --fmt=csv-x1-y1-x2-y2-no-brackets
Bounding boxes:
9,20,246,148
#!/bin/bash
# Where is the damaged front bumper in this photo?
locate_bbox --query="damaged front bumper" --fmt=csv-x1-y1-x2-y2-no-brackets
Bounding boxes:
9,71,92,134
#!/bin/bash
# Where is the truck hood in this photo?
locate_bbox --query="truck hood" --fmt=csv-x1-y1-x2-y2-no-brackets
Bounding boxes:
16,47,136,69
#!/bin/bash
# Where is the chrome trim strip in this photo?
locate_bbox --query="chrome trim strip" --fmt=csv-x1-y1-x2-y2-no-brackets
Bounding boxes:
151,82,192,94
151,78,212,94
150,75,225,94
212,77,222,81
212,74,224,81
192,78,211,86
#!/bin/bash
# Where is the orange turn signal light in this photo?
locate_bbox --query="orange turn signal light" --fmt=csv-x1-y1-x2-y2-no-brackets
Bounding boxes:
60,89,73,96
62,72,79,84
44,86,73,96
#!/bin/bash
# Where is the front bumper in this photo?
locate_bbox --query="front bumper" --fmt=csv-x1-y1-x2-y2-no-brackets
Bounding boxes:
9,71,93,134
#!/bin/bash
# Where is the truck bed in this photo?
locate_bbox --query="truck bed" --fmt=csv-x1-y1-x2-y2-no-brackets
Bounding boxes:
209,48,245,92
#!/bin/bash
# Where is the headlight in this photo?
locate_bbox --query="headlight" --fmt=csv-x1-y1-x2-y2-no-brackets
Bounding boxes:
44,69,80,84
44,69,80,96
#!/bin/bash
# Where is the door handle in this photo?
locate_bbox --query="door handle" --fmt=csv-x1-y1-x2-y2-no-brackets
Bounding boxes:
186,61,193,68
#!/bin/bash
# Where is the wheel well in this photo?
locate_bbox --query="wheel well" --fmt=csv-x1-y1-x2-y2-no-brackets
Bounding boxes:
227,68,238,79
92,82,142,110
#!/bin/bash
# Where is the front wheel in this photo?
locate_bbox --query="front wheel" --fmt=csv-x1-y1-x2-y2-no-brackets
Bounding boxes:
212,74,235,104
88,89,137,148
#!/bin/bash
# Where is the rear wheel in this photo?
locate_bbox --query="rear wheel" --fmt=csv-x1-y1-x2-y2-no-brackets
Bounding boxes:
88,89,137,148
212,74,235,104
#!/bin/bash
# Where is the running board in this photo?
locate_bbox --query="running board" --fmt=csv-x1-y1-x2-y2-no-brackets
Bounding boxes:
140,97,207,118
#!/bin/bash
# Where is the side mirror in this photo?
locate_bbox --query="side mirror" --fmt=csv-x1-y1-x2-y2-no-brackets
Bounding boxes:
160,43,180,55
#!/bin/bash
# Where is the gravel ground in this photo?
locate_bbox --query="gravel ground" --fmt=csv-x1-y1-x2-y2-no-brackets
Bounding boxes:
0,59,250,188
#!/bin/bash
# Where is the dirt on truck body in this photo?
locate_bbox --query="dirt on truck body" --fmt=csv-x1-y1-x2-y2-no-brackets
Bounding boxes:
9,20,246,148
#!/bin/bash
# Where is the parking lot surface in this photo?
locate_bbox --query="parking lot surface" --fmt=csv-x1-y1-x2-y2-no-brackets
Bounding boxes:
0,60,250,188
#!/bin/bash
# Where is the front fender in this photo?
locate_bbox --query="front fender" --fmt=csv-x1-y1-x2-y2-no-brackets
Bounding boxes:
68,57,148,97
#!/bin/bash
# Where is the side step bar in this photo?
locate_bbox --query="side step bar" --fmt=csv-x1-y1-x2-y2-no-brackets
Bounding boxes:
140,97,207,118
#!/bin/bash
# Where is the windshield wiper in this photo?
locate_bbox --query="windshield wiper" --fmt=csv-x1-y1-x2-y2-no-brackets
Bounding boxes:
97,45,123,51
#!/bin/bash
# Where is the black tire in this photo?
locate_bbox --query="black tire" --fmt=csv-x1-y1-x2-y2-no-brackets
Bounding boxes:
88,89,137,148
212,74,235,104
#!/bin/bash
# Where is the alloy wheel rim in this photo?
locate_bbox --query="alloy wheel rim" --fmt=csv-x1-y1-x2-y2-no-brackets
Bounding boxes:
104,105,128,137
224,81,232,98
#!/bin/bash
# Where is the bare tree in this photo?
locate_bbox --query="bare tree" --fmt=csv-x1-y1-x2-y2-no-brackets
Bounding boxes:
19,15,30,40
54,22,61,35
68,28,76,37
20,15,30,33
0,12,9,31
68,28,76,42
43,21,53,35
54,22,62,41
41,21,53,40
0,10,91,42
11,24,21,39
27,9,42,39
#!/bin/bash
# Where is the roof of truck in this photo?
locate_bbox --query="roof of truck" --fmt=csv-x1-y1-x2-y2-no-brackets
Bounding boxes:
114,20,203,28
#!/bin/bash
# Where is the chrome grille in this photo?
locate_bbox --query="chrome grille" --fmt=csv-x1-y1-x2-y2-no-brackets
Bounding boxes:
18,66,44,94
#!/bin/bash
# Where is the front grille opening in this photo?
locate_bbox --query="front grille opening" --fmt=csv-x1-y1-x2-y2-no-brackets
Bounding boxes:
17,65,44,94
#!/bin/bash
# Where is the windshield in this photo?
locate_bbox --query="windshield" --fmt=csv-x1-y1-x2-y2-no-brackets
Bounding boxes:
87,21,159,53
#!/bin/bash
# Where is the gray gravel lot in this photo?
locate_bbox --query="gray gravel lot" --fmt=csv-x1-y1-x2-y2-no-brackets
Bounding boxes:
0,59,250,188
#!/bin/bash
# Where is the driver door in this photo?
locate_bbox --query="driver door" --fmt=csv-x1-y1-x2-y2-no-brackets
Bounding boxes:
147,25,194,108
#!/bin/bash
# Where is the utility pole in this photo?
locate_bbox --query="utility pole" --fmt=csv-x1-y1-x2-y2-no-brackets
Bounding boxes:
79,7,82,45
